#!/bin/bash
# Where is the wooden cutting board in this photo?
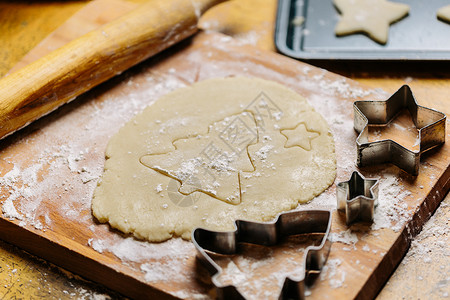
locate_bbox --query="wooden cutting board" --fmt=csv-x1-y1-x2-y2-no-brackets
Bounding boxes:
0,1,449,299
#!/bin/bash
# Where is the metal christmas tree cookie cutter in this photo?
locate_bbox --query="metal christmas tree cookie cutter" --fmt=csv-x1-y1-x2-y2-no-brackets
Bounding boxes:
337,171,379,225
192,210,332,300
354,85,446,175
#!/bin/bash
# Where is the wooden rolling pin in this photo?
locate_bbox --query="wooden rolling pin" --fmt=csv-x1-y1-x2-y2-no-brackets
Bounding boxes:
0,0,224,140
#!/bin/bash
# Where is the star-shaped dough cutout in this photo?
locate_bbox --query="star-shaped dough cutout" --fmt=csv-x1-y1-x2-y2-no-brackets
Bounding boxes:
437,5,450,23
140,112,257,205
280,123,319,151
333,0,410,44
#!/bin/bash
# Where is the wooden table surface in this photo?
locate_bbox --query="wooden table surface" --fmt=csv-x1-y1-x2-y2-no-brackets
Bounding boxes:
0,0,448,299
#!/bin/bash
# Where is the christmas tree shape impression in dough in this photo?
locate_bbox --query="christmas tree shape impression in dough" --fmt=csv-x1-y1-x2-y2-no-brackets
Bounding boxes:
140,112,257,205
140,111,320,205
333,0,410,44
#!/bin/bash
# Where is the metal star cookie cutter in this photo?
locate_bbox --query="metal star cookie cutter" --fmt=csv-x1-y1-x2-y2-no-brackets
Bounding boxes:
354,85,446,175
337,171,379,225
192,210,332,300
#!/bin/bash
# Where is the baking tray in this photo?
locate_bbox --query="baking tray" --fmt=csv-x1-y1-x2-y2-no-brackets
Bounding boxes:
275,0,450,60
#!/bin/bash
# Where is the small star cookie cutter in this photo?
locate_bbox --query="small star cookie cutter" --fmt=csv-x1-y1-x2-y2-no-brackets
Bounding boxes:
354,85,446,175
337,171,379,225
192,210,332,300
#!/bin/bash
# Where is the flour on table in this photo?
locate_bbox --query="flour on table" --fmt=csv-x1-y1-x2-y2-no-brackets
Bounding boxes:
320,258,346,289
2,198,22,220
92,77,336,242
372,172,412,232
329,228,359,245
333,0,410,44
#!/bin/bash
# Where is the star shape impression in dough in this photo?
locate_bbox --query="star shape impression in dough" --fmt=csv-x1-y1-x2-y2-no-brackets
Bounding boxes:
280,123,319,151
437,5,450,23
333,0,410,44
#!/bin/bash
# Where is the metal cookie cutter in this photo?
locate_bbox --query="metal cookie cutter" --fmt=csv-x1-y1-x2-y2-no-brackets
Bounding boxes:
337,171,379,225
354,85,446,175
192,210,332,300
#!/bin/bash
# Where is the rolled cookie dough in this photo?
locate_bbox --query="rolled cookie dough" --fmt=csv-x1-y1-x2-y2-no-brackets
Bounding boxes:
92,77,336,242
333,0,410,44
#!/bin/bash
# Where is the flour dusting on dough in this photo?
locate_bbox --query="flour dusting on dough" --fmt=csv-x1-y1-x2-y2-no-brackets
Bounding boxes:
92,77,336,242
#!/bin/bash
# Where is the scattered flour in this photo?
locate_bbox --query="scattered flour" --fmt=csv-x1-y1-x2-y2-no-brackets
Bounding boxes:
88,236,195,262
372,173,412,232
2,198,22,220
378,198,449,299
87,235,196,291
405,201,449,263
212,241,313,299
330,271,346,289
329,229,359,245
254,145,274,160
315,77,372,99
320,258,346,288
140,260,188,283
87,238,107,254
